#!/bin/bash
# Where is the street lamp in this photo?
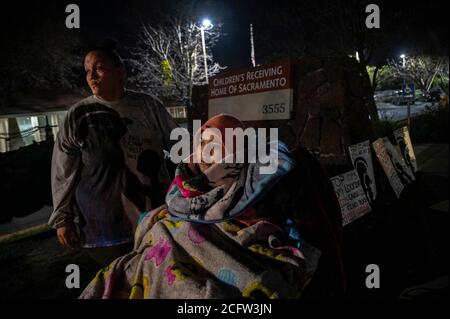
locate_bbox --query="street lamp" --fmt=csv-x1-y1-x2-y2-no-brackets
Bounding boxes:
400,54,411,128
400,54,406,67
202,18,212,29
400,54,406,86
200,18,213,84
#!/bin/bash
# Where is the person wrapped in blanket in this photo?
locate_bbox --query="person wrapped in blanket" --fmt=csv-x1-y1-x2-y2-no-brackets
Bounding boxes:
80,114,343,299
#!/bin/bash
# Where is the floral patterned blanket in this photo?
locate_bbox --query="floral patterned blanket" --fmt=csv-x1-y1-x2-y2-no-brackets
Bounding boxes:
79,205,321,299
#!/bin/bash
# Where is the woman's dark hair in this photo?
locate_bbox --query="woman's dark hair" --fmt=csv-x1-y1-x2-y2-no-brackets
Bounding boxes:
88,38,124,67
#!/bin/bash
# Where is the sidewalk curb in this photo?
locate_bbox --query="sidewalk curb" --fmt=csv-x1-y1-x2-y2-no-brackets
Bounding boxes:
0,224,53,245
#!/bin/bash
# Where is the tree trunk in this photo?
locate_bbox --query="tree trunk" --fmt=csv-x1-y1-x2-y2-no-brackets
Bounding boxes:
186,84,194,135
372,65,380,92
358,59,380,127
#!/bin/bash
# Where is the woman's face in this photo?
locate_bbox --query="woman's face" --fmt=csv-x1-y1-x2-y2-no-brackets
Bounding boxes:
84,51,126,101
195,129,226,173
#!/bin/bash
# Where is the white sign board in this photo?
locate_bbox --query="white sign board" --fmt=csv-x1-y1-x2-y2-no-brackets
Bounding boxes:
349,140,377,203
331,170,372,226
373,137,415,198
393,126,418,173
208,61,293,121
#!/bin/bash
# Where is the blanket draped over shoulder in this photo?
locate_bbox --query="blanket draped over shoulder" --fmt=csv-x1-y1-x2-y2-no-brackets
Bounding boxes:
79,141,322,299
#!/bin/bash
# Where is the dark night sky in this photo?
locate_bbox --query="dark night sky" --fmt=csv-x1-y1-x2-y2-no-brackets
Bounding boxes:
0,0,448,70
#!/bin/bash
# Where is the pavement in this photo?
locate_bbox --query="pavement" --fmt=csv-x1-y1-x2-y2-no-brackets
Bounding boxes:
415,144,449,177
377,101,438,122
414,144,449,291
0,230,99,299
414,144,449,212
0,205,52,236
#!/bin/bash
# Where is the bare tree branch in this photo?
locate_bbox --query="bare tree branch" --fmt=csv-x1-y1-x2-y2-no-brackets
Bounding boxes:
128,21,225,108
388,55,448,95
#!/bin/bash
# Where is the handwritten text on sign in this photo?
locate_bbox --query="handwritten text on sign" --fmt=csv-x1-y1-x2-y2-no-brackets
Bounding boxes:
331,170,371,226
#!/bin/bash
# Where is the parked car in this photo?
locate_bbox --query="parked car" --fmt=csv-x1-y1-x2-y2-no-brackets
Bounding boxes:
392,91,415,105
425,88,445,102
374,90,397,102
